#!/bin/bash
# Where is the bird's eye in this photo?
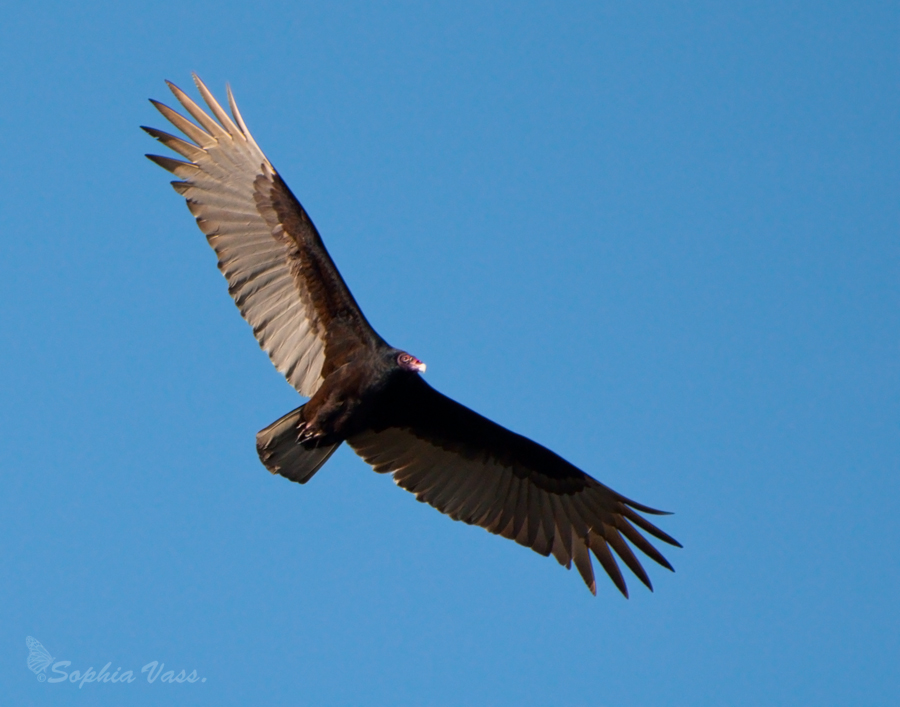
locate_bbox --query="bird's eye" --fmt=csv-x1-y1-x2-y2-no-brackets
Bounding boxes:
399,354,411,363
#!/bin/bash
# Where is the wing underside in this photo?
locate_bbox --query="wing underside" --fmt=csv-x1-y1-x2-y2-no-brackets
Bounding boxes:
349,377,680,596
144,75,379,396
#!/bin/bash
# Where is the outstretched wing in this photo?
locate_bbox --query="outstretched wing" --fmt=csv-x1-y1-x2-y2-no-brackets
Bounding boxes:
144,75,382,396
348,376,681,596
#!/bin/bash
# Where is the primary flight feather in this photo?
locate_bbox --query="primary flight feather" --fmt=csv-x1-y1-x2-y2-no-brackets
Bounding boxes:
144,75,681,596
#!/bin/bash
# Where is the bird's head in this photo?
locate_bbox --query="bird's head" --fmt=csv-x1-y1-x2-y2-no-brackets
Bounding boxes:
396,351,426,374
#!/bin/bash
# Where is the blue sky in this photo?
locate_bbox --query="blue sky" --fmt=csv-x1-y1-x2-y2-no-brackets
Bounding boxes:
1,1,897,705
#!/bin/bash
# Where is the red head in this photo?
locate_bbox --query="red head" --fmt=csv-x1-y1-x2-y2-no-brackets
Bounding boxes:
396,352,426,373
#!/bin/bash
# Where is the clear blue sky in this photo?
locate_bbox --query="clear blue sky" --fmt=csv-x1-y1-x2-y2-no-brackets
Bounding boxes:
2,2,897,705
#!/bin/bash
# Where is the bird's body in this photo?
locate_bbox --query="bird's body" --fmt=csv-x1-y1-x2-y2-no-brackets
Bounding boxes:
145,75,681,596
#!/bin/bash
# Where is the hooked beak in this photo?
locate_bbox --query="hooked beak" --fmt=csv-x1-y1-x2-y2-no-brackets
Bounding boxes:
414,361,427,373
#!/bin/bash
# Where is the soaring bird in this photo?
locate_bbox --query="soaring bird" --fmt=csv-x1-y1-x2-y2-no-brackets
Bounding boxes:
144,75,681,596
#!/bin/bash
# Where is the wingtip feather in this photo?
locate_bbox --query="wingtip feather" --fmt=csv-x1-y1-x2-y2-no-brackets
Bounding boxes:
166,78,223,136
192,73,241,136
145,153,190,173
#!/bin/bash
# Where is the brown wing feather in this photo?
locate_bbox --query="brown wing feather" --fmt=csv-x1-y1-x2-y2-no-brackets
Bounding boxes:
144,75,382,396
347,375,681,596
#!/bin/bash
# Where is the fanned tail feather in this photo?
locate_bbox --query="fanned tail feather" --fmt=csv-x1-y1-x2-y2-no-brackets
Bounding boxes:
256,406,340,484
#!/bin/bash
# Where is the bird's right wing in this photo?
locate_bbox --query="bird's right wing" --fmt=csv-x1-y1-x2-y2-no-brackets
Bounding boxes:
348,375,681,596
144,75,382,397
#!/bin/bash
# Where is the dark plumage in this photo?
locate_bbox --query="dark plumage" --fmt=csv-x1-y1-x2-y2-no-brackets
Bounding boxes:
144,75,681,596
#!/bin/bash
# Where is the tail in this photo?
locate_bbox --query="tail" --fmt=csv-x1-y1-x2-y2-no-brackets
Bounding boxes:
256,406,341,484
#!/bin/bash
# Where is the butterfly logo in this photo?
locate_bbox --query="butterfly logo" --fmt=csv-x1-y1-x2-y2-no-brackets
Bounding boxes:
26,636,54,682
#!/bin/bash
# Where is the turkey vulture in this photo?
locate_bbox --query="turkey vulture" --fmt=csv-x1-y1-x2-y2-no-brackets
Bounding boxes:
144,75,681,597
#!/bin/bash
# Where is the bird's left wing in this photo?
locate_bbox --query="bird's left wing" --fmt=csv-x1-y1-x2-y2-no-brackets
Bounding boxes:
347,376,680,596
144,75,382,397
